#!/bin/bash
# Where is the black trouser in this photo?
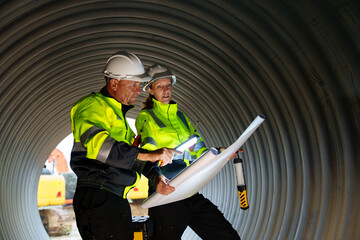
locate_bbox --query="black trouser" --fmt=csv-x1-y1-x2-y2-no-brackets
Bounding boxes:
149,193,241,240
73,187,133,240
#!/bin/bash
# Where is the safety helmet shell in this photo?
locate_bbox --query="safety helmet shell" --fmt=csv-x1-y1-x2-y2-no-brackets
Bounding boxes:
143,64,176,91
103,51,151,82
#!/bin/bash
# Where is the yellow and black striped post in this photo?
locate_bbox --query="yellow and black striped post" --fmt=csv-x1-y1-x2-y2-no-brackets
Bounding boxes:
233,157,249,210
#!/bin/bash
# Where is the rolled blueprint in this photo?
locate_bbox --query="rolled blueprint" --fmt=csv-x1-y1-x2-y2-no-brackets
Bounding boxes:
141,115,265,208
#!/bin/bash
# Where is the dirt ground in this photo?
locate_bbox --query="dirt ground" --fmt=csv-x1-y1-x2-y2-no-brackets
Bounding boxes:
45,200,148,239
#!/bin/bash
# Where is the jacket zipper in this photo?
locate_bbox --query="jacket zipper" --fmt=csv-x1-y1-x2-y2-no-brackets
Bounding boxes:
167,104,181,142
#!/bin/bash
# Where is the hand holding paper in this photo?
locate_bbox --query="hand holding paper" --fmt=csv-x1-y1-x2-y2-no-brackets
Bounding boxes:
142,115,265,208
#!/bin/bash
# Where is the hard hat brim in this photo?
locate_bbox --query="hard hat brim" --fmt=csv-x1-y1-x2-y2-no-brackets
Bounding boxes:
142,75,176,91
104,71,152,82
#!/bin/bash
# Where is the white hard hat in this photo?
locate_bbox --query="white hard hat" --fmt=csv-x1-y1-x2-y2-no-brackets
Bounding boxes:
143,64,176,91
103,51,151,82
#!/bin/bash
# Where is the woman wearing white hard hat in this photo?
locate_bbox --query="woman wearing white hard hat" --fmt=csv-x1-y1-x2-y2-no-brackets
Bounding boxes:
136,64,241,240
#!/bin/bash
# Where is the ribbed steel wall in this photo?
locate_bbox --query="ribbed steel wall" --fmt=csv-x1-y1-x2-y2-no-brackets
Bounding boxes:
0,1,359,239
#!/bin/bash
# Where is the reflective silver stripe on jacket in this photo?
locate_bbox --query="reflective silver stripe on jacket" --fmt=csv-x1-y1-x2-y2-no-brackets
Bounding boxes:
177,111,189,130
143,136,157,148
146,109,189,130
146,109,166,128
80,126,106,146
97,136,117,163
193,139,206,152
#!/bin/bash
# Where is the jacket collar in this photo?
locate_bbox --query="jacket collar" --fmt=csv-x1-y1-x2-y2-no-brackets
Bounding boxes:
100,87,134,115
152,98,178,116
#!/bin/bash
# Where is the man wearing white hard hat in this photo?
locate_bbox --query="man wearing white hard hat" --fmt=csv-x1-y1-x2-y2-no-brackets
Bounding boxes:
70,52,179,239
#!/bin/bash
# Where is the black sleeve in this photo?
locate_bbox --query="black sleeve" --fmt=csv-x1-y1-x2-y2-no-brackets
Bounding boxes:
106,141,144,171
142,161,161,185
107,142,161,181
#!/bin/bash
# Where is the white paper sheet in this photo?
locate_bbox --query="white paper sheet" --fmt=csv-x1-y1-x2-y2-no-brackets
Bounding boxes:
141,115,265,208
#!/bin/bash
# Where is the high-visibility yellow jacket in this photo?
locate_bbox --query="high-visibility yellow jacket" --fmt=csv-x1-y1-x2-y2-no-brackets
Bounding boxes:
70,87,157,198
136,98,208,188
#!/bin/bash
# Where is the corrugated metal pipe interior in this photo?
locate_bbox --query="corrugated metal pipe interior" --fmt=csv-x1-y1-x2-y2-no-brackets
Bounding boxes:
0,1,359,239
